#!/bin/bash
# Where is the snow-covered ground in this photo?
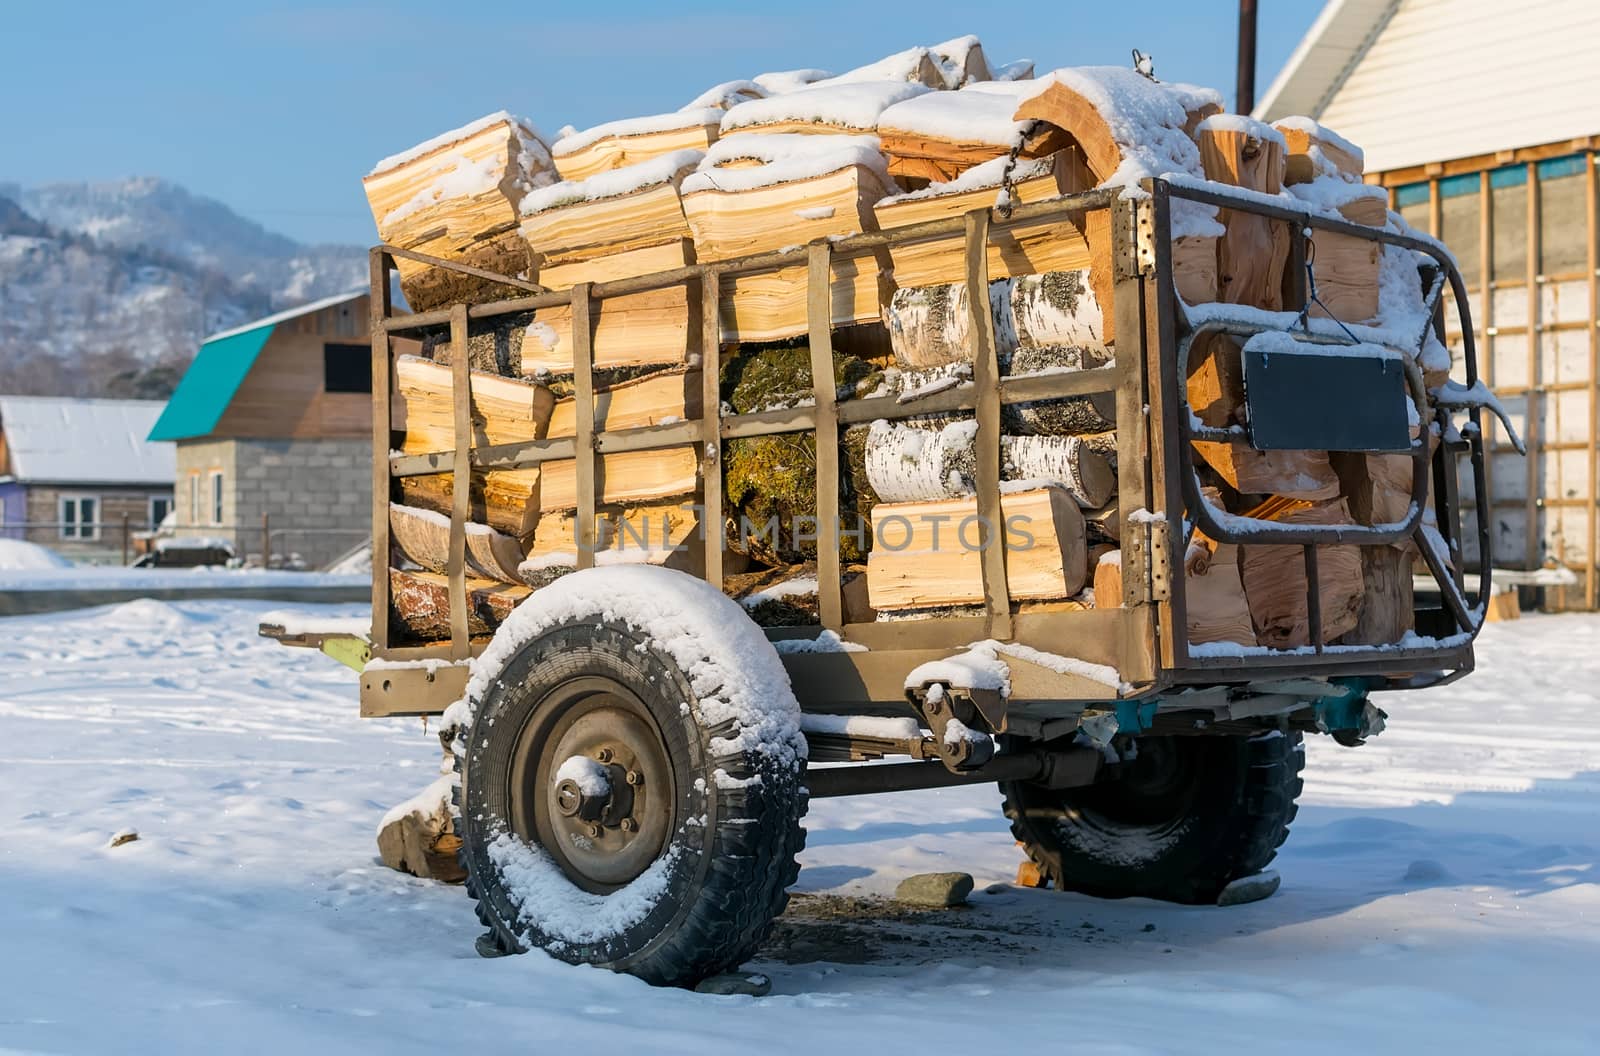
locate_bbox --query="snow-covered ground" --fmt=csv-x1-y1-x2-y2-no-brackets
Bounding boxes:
2,599,1595,1053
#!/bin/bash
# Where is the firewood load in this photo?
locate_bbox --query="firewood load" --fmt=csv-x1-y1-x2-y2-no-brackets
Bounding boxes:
361,39,1414,652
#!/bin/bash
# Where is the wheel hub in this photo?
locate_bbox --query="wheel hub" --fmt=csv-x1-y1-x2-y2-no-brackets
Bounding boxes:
511,680,677,894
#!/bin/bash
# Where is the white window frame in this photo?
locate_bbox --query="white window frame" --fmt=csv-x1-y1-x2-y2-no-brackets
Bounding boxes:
149,494,173,529
209,470,224,526
59,494,100,541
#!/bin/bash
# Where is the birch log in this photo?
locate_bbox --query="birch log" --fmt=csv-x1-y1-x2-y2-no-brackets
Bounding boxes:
863,420,1115,507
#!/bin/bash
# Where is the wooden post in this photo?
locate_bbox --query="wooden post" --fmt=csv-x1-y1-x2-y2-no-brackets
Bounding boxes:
1428,176,1442,239
369,247,394,651
1525,163,1542,583
807,245,843,631
700,270,723,590
965,209,1011,641
571,284,597,571
1587,151,1598,609
261,512,270,569
448,303,471,659
121,512,130,566
1479,170,1495,550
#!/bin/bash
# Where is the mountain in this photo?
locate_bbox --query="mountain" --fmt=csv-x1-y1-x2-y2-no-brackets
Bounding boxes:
0,178,369,399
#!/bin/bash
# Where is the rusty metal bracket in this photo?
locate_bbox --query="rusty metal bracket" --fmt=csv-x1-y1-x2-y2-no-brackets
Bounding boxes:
1116,197,1157,279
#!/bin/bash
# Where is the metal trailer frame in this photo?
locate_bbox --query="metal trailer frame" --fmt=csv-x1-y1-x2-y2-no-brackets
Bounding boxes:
353,177,1490,736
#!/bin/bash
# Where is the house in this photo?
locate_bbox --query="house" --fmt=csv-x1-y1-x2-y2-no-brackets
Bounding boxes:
0,395,176,561
1258,0,1600,609
148,290,374,570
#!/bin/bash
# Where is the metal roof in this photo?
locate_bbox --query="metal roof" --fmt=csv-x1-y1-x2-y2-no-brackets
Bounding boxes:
146,289,365,443
0,395,176,485
1255,1,1402,125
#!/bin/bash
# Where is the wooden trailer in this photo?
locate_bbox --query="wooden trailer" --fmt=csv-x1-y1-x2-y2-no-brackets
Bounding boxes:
265,173,1497,987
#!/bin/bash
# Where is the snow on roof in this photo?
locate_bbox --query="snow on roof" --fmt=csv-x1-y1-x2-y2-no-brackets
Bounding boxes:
682,134,892,195
877,80,1036,146
551,109,722,158
520,149,704,216
721,79,932,134
202,289,367,345
367,111,550,176
0,395,176,485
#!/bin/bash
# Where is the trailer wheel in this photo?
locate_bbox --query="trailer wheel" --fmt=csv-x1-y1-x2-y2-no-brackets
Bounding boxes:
448,567,807,987
1001,731,1303,904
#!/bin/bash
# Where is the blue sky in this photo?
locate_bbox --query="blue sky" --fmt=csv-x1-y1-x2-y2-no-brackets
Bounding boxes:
2,1,1321,246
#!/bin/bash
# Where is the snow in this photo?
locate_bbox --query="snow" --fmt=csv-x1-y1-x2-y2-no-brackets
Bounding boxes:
2,598,1599,1051
1274,115,1366,170
875,80,1036,147
771,631,868,654
490,834,680,949
0,394,174,486
797,713,924,740
1195,113,1288,152
368,111,549,176
446,566,806,781
683,134,892,195
739,575,821,609
0,564,367,593
875,153,1055,205
0,538,73,571
1017,66,1224,238
551,108,723,158
257,609,370,637
752,69,833,95
720,81,932,134
682,80,766,112
376,773,455,836
554,754,611,799
985,639,1127,695
903,641,1011,695
1243,329,1401,363
519,149,703,217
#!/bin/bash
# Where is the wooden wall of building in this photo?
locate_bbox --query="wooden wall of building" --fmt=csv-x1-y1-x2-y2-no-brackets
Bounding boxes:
213,295,373,441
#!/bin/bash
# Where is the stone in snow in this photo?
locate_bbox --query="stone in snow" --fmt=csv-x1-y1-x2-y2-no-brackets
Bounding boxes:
895,871,975,907
1215,869,1280,907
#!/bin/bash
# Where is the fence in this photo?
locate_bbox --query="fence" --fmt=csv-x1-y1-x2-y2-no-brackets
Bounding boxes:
0,515,369,570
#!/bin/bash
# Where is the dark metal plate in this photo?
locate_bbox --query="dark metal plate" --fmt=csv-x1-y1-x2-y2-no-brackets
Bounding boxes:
1241,339,1412,453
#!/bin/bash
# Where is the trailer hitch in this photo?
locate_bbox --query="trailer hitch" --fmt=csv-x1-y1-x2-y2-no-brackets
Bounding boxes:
1313,678,1387,746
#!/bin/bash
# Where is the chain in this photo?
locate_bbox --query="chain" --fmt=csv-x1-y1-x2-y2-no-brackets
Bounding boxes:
1295,231,1361,343
995,119,1042,220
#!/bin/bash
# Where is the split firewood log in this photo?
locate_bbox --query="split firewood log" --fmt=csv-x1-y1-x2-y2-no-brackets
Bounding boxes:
388,569,530,640
362,113,556,312
388,502,526,584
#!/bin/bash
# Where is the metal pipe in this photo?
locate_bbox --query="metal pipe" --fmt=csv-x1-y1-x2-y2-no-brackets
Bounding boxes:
1237,0,1259,115
806,754,1050,798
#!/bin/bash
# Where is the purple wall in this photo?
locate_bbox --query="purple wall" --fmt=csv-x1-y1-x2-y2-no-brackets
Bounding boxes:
0,481,24,539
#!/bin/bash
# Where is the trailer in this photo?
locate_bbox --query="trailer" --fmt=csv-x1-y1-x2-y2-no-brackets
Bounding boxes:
265,174,1499,987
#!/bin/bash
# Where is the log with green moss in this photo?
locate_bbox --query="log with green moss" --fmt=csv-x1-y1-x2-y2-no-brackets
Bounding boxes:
720,341,881,564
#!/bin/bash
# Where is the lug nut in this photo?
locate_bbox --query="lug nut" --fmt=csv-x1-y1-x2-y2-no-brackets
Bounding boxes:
586,823,601,838
620,818,637,833
625,770,643,786
596,747,614,763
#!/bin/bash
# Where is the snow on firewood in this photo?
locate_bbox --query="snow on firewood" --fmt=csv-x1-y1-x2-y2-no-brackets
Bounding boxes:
368,110,552,176
551,110,722,159
751,68,832,94
519,149,703,216
877,79,1039,148
720,80,932,134
680,79,767,112
684,133,893,194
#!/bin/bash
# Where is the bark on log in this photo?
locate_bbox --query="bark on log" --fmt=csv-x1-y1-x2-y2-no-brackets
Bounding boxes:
863,420,1114,508
388,569,530,641
388,502,527,584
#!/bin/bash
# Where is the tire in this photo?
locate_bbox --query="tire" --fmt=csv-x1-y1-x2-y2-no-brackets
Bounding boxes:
448,567,807,987
1001,731,1304,904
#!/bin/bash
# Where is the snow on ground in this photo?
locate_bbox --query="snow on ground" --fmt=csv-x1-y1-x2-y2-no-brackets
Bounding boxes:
1,600,1596,1053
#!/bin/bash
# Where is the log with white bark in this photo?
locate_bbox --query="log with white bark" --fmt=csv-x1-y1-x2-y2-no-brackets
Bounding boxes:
863,420,1114,507
885,270,1108,371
